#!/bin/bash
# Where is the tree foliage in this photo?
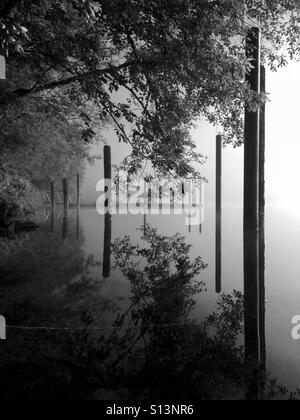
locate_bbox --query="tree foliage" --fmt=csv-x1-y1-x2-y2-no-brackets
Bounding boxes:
1,1,300,175
0,89,95,218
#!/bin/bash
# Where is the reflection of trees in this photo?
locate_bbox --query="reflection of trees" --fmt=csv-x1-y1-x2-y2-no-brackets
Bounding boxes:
112,227,207,323
0,226,296,400
102,227,245,399
91,228,295,400
0,217,87,325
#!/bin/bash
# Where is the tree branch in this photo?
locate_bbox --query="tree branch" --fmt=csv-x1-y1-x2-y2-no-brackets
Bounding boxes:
0,60,154,106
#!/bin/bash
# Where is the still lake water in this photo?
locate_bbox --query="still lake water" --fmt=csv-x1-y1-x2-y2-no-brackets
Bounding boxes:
1,197,300,398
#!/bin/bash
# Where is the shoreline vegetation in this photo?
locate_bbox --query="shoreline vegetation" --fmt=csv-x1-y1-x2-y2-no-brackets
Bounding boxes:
0,92,100,235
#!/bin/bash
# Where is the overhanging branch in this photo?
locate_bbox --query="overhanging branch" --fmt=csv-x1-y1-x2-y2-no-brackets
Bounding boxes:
0,60,154,106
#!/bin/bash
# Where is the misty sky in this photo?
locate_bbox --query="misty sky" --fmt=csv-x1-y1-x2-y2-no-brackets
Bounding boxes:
81,61,299,212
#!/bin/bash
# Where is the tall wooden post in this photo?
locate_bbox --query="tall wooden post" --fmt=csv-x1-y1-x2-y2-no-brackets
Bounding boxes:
148,183,152,211
102,145,112,277
116,170,120,214
170,188,175,213
244,27,261,399
127,175,130,212
104,145,112,180
63,178,69,211
62,212,68,239
50,211,55,234
200,180,204,234
76,209,80,240
76,173,80,209
62,178,69,239
182,182,185,211
216,135,222,294
103,213,112,278
49,181,55,231
104,145,112,210
51,181,55,212
188,180,192,233
259,65,266,372
75,173,80,240
159,186,163,213
143,214,147,236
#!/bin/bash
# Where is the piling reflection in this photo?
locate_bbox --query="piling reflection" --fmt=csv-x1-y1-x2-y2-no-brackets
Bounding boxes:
76,209,80,241
62,211,68,239
50,210,55,234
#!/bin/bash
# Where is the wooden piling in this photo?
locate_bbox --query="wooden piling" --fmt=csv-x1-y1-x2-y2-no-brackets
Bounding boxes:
116,170,120,213
103,145,112,269
259,65,266,372
104,145,112,210
216,135,222,294
50,211,55,234
127,175,130,211
104,145,112,180
62,178,69,239
148,183,152,211
51,181,55,212
76,173,80,209
75,173,80,240
62,213,68,239
182,182,185,211
103,212,112,278
199,180,203,234
63,178,69,211
50,181,55,234
159,186,163,213
76,209,80,240
244,27,261,399
170,188,175,212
